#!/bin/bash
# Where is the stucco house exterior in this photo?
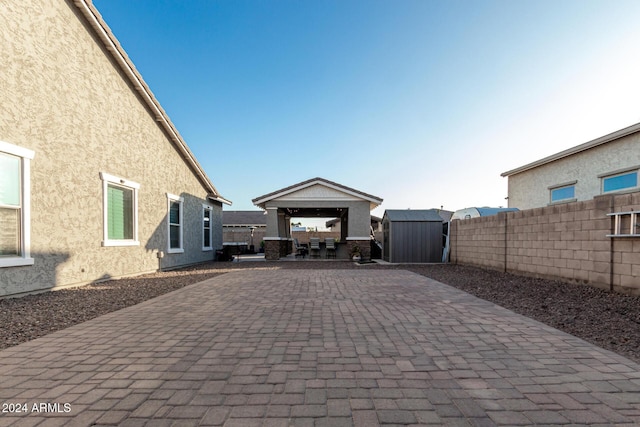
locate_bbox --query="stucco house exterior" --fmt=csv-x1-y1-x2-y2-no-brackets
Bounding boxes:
502,122,640,210
0,0,230,297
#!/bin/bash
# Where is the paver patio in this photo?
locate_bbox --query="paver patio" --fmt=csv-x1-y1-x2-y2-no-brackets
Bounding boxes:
1,269,640,426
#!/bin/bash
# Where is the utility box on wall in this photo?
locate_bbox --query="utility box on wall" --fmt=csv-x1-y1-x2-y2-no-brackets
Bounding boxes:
382,210,444,263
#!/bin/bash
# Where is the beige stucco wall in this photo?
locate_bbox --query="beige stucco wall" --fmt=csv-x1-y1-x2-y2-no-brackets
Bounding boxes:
507,132,640,210
0,0,222,296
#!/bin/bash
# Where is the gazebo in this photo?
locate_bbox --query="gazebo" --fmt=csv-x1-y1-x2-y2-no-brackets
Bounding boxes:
252,178,383,260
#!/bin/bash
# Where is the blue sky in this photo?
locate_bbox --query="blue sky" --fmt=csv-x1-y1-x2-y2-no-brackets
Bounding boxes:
93,0,640,222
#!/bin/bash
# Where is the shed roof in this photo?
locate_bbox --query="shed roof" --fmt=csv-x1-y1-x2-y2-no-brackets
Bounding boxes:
223,211,267,226
438,210,454,222
383,209,444,222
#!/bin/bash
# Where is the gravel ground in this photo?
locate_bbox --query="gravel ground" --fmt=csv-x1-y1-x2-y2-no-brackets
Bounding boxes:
1,261,639,364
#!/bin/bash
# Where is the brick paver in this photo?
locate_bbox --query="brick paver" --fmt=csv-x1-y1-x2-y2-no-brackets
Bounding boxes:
1,269,640,426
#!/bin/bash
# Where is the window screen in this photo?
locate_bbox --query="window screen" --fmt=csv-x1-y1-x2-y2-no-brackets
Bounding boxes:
203,208,211,248
107,184,134,240
603,171,638,193
0,153,21,256
0,153,20,206
169,201,181,249
551,185,575,202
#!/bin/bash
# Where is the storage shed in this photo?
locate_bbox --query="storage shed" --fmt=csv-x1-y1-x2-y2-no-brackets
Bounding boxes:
382,210,444,263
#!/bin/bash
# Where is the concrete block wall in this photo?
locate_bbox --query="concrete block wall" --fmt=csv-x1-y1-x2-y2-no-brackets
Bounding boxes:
223,227,266,249
450,214,507,271
450,191,640,294
504,197,613,287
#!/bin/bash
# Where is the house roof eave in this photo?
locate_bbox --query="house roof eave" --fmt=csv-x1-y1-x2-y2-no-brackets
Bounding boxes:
74,0,231,204
209,195,233,206
501,121,640,177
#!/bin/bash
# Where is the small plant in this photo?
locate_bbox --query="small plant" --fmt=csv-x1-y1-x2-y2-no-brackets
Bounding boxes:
351,244,361,261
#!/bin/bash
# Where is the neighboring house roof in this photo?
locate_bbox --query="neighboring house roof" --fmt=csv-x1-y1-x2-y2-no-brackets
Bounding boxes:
223,211,267,226
74,0,230,205
383,209,445,222
501,122,640,177
252,177,383,210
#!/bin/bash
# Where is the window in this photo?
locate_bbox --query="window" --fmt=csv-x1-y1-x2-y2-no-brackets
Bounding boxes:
167,194,183,253
547,180,577,205
602,170,638,193
203,204,213,251
550,184,575,203
100,172,139,246
0,141,35,267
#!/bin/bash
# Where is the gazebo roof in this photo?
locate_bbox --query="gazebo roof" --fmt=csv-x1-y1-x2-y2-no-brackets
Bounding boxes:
252,177,383,211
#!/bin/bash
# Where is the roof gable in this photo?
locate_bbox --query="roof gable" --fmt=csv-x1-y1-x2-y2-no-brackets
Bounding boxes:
252,177,383,209
278,183,361,201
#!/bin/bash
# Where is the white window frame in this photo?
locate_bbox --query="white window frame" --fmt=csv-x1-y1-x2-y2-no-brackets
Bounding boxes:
167,193,184,254
202,204,213,251
600,168,639,194
548,181,577,204
0,141,35,268
100,172,140,247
